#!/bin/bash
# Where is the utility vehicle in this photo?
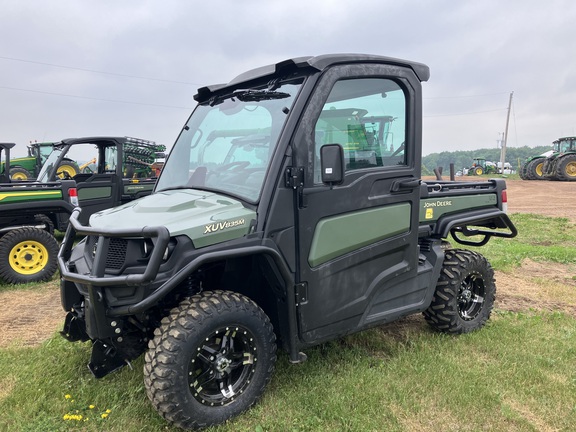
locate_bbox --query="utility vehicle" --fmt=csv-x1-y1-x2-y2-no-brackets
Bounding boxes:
0,137,164,284
58,54,517,429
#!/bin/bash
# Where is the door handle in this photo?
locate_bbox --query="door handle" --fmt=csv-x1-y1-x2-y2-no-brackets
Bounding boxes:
391,178,421,192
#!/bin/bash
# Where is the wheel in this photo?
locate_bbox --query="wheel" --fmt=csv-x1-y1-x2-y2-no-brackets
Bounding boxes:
518,162,527,180
144,291,277,429
534,160,545,179
423,249,495,334
34,214,55,236
9,167,32,181
556,154,576,181
56,160,80,179
0,227,59,284
474,166,484,176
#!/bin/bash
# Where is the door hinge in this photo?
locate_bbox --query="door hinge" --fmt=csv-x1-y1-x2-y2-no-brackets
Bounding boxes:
285,167,304,189
295,282,308,306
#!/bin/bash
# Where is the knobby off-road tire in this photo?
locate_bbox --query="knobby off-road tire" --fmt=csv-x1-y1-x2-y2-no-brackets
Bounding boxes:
423,249,495,334
144,290,277,430
555,154,576,181
34,214,55,236
0,227,59,284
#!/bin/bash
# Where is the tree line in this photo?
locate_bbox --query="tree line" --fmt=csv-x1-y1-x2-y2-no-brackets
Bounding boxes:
421,145,552,175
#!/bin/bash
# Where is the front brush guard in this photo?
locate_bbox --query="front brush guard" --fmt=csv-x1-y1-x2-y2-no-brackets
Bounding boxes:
58,208,170,286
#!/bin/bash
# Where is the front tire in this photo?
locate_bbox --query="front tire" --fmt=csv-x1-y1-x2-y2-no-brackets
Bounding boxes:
144,291,277,430
423,249,495,334
0,227,59,284
9,167,32,181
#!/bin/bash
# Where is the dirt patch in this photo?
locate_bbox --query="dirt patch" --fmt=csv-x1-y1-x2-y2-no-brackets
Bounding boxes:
506,179,576,221
0,280,65,348
495,259,576,316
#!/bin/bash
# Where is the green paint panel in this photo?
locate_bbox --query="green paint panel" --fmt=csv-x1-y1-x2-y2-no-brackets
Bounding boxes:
0,190,62,203
78,186,112,201
420,194,497,222
308,203,411,267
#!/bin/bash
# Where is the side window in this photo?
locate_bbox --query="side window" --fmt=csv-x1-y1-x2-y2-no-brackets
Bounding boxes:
314,78,406,182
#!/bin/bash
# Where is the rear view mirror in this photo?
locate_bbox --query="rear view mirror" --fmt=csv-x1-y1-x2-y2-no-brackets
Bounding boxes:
320,144,344,186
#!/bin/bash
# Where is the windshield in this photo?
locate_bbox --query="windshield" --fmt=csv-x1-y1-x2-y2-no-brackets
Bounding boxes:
36,148,64,182
155,80,302,202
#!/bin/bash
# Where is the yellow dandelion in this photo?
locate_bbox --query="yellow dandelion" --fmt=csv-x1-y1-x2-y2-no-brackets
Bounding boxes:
106,409,112,413
64,394,72,399
101,413,109,419
89,405,95,409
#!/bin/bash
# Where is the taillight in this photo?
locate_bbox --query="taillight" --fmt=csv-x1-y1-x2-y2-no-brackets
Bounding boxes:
501,189,508,213
69,187,79,207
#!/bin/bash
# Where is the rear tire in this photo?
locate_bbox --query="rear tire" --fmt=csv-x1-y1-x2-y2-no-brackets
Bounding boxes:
555,154,576,181
144,291,277,429
0,227,59,284
56,160,80,179
423,249,495,334
34,214,55,236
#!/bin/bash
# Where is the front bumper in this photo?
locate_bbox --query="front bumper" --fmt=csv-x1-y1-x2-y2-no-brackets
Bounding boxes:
59,209,170,287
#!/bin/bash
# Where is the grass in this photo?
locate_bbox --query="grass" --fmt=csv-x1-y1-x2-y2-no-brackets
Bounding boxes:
477,213,576,271
0,213,575,431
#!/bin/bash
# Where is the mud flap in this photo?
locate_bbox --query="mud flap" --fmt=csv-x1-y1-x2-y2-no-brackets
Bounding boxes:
60,312,89,342
88,340,128,378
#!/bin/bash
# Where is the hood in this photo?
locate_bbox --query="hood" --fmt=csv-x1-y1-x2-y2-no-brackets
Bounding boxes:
89,189,256,248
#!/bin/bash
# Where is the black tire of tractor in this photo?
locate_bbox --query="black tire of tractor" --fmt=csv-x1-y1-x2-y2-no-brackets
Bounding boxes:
144,290,277,430
56,160,80,179
34,214,55,236
519,162,528,180
555,154,576,181
525,158,544,180
0,227,59,284
9,167,33,181
474,166,484,176
423,249,495,334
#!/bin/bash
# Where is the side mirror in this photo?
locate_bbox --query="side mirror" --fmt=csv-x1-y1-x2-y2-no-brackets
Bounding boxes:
320,144,344,186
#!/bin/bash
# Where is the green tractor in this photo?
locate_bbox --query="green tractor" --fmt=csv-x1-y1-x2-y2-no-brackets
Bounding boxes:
541,136,576,181
1,142,81,181
468,157,497,176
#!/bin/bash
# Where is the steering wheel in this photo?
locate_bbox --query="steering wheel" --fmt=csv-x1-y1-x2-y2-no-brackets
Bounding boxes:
217,161,251,171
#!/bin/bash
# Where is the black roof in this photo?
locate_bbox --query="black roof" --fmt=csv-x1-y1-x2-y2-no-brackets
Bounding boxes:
194,53,430,103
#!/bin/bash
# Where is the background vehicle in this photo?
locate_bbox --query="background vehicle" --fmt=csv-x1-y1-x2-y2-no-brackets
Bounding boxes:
0,137,164,284
467,157,497,175
541,136,576,181
0,141,81,181
59,54,517,429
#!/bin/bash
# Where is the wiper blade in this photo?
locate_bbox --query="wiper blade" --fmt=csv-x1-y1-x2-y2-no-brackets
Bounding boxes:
233,89,290,101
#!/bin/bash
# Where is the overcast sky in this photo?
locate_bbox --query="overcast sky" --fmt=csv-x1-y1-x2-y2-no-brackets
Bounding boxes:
1,0,575,158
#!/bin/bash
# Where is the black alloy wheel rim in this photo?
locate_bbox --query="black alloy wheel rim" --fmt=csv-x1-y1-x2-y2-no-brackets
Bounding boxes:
188,325,257,406
458,272,486,321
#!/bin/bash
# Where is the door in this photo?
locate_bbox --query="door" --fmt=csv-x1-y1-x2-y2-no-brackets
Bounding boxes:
293,64,424,342
69,143,121,224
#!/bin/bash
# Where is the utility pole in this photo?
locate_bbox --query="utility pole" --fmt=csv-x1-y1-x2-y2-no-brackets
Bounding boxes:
500,92,513,173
